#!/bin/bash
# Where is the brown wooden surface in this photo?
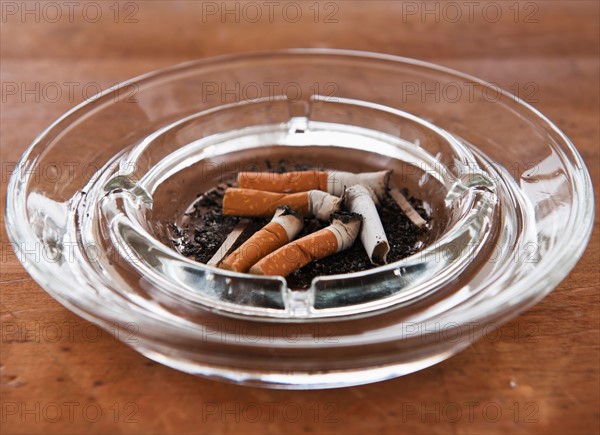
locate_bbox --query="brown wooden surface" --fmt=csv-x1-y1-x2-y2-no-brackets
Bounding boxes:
1,1,599,434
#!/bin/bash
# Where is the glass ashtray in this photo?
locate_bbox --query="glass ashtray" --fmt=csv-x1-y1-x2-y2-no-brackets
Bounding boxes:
6,50,594,389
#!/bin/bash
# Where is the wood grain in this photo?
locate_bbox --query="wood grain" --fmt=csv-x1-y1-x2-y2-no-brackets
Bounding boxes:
1,1,598,434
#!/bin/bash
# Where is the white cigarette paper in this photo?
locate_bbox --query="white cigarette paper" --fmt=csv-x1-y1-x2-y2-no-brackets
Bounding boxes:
328,170,390,200
308,190,343,220
344,184,390,265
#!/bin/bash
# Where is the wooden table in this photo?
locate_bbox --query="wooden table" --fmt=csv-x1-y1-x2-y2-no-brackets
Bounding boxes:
1,1,598,434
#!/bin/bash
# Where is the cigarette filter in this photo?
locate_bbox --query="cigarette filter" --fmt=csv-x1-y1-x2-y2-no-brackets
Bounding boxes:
345,184,390,265
238,171,328,193
219,207,303,273
222,188,341,220
238,170,390,199
249,213,362,277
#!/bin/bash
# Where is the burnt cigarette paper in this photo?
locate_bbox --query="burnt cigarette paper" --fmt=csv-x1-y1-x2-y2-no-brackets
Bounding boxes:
237,170,390,199
219,207,303,273
222,188,341,220
344,184,390,265
249,212,362,277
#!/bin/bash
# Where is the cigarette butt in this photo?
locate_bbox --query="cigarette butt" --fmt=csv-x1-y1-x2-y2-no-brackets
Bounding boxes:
219,207,303,273
327,170,391,200
222,188,341,220
249,213,362,277
238,171,328,193
389,188,427,228
345,184,390,265
207,219,250,267
307,190,343,220
238,170,391,199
